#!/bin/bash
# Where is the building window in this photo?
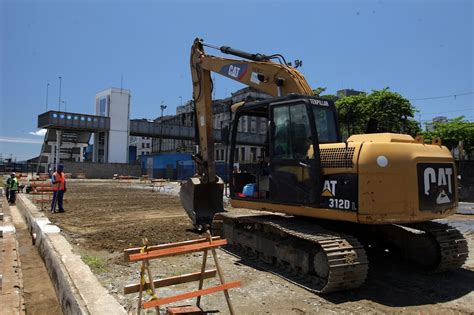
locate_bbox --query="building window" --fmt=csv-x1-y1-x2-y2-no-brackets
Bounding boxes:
216,150,219,160
251,147,257,162
99,97,107,116
142,143,145,149
146,143,150,148
241,147,245,162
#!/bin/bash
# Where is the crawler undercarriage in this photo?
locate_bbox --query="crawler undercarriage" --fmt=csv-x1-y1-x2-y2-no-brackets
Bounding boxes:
212,213,468,293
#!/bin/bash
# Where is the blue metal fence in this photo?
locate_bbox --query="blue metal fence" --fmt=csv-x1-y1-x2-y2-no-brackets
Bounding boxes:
176,160,229,182
177,160,195,180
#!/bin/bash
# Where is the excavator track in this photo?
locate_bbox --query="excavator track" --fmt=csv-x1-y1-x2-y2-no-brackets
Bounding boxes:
370,221,468,272
407,221,469,272
213,213,369,293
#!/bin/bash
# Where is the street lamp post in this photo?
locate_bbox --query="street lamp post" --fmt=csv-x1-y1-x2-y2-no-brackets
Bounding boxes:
159,102,167,153
58,76,62,111
46,83,50,111
61,100,67,112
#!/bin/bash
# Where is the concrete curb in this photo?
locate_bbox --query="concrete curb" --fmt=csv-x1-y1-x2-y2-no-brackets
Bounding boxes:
16,194,126,315
457,202,474,215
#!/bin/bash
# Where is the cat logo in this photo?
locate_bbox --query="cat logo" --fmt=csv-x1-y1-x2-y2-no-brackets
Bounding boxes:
321,180,337,197
220,63,248,80
417,163,455,210
423,167,453,204
228,65,241,78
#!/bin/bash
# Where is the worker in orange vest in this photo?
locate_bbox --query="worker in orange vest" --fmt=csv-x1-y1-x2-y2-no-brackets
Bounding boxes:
51,164,66,213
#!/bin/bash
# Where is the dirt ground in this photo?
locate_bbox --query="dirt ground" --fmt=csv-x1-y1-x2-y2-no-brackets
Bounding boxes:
37,180,474,314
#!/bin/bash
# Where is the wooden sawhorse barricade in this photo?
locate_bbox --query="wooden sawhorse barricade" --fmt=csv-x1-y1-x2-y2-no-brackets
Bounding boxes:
29,181,67,211
150,179,166,192
124,234,240,314
29,181,53,210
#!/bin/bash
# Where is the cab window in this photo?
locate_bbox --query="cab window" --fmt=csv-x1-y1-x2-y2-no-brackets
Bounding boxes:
273,104,311,160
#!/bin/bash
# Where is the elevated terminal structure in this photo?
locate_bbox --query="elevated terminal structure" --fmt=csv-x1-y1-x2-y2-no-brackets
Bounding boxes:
36,87,264,171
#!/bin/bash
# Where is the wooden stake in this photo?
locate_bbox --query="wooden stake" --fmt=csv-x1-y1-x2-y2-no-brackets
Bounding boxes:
211,246,235,315
140,238,160,314
196,247,208,306
137,262,144,315
197,232,213,306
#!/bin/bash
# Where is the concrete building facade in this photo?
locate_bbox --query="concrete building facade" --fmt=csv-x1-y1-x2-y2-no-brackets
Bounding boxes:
151,87,271,163
425,116,448,131
129,135,153,157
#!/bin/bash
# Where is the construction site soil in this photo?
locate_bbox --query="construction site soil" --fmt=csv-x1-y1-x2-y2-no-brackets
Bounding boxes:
40,180,474,314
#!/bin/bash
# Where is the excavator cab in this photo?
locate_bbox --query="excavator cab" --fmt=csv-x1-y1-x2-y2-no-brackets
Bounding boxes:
228,94,340,206
181,95,340,230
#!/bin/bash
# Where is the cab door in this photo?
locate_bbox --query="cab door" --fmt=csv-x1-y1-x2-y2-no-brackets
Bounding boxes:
269,101,322,205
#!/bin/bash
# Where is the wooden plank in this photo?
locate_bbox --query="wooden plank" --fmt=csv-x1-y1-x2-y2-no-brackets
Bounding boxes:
36,187,53,191
143,281,241,308
124,269,217,294
30,183,52,187
124,237,221,262
129,239,227,262
166,305,203,314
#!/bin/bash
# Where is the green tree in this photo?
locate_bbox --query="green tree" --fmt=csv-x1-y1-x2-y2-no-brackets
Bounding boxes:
335,88,420,138
312,87,327,96
421,117,474,152
320,94,339,102
312,87,338,101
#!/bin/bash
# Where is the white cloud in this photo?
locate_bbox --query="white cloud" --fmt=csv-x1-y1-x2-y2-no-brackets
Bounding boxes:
0,136,43,144
29,129,47,136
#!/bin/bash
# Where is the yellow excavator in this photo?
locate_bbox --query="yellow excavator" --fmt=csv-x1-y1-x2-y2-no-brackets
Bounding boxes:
180,38,468,293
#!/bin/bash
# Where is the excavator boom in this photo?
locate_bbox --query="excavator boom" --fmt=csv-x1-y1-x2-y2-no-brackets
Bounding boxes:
181,38,315,230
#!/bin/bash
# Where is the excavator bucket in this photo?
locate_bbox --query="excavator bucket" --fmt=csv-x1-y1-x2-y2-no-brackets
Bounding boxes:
180,176,225,231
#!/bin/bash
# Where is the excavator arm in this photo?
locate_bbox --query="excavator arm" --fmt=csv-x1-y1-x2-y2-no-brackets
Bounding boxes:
182,38,314,230
190,38,313,182
191,38,314,98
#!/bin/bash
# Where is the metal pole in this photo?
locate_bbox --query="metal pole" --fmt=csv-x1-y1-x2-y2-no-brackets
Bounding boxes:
55,130,61,170
159,103,167,153
58,76,62,111
46,83,50,111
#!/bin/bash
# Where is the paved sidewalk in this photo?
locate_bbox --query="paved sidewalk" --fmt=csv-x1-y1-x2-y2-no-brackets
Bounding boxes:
0,191,25,315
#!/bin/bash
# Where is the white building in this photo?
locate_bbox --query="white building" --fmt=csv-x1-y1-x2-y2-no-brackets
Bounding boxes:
93,88,131,163
129,135,153,157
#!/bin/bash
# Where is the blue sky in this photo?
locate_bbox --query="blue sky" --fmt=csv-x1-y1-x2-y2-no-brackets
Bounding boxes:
1,0,473,161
